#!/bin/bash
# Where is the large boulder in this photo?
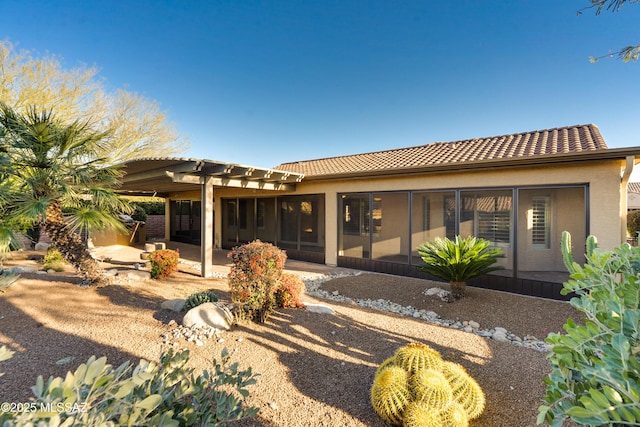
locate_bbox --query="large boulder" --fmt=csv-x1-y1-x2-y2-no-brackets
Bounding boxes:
34,242,50,252
182,302,232,330
303,302,335,314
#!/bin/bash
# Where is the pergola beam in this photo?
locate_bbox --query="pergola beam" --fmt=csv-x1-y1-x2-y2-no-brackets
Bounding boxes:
124,161,203,183
167,171,297,191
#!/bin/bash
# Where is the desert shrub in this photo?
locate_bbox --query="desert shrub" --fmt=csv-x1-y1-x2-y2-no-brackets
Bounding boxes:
42,248,67,272
538,232,640,426
183,289,219,311
131,201,165,215
371,342,485,426
228,240,286,322
149,248,179,279
130,204,148,222
274,273,306,309
627,209,640,238
0,348,259,426
417,235,504,300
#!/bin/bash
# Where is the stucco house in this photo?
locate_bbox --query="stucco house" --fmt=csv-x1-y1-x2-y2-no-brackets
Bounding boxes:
118,124,640,300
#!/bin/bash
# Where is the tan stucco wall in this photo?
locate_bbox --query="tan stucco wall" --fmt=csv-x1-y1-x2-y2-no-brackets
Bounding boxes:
173,159,626,268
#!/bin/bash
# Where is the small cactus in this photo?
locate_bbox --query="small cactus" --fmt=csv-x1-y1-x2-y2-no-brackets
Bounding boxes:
371,343,485,426
561,231,598,275
403,401,443,427
374,356,397,379
371,365,411,425
394,343,443,374
585,234,598,257
438,401,468,427
183,289,219,311
440,362,485,420
412,369,453,410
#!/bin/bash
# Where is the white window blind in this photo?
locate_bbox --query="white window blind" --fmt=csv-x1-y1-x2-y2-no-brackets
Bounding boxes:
532,197,550,248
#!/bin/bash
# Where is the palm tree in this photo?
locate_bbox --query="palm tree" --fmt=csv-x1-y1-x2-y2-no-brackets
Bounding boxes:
0,103,130,285
417,235,504,300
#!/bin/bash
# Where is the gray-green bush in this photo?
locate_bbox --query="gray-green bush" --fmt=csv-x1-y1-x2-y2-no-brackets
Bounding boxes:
537,231,640,426
0,348,259,426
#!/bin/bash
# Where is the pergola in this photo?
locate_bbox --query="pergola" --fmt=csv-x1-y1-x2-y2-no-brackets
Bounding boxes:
117,157,304,276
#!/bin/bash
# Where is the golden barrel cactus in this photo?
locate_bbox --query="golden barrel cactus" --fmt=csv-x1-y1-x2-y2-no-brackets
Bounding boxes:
371,343,485,426
411,369,453,410
438,401,468,427
394,342,443,374
403,401,443,427
374,356,397,378
370,365,411,425
440,361,485,420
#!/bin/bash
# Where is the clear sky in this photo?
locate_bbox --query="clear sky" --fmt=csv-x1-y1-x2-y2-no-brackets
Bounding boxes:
2,1,639,172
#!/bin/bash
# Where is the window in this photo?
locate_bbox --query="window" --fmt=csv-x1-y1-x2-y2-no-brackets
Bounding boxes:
342,195,370,235
279,200,298,242
476,198,511,244
460,191,512,246
532,197,550,248
257,201,266,229
422,197,430,230
238,199,249,229
300,198,318,243
226,200,237,227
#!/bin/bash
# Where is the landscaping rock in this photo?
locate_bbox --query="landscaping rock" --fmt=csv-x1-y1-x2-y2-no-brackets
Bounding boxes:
303,272,552,352
303,302,335,314
422,287,452,302
34,242,50,252
182,302,232,330
118,270,151,280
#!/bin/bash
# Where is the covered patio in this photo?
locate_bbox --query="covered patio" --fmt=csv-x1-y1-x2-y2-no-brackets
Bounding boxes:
116,157,304,277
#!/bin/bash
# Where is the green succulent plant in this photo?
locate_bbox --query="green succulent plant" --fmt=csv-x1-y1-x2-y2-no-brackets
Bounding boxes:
417,235,504,299
183,289,219,311
538,232,640,426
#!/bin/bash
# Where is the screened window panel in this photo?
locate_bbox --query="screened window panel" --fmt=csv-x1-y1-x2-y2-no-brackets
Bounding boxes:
460,191,512,247
532,197,550,248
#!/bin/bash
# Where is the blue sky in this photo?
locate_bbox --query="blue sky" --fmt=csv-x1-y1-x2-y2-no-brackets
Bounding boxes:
2,1,639,172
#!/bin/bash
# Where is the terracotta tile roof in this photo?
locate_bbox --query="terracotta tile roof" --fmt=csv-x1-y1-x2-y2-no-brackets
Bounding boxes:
628,182,640,194
274,124,607,177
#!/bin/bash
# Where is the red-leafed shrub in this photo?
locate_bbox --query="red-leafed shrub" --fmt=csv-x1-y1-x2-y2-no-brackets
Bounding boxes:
149,249,179,279
228,240,287,322
275,273,306,309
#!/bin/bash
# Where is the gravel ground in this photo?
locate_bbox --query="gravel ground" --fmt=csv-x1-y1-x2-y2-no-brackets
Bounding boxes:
0,253,582,426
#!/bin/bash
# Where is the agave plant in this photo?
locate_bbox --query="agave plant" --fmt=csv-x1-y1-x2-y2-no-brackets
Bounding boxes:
417,235,504,300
